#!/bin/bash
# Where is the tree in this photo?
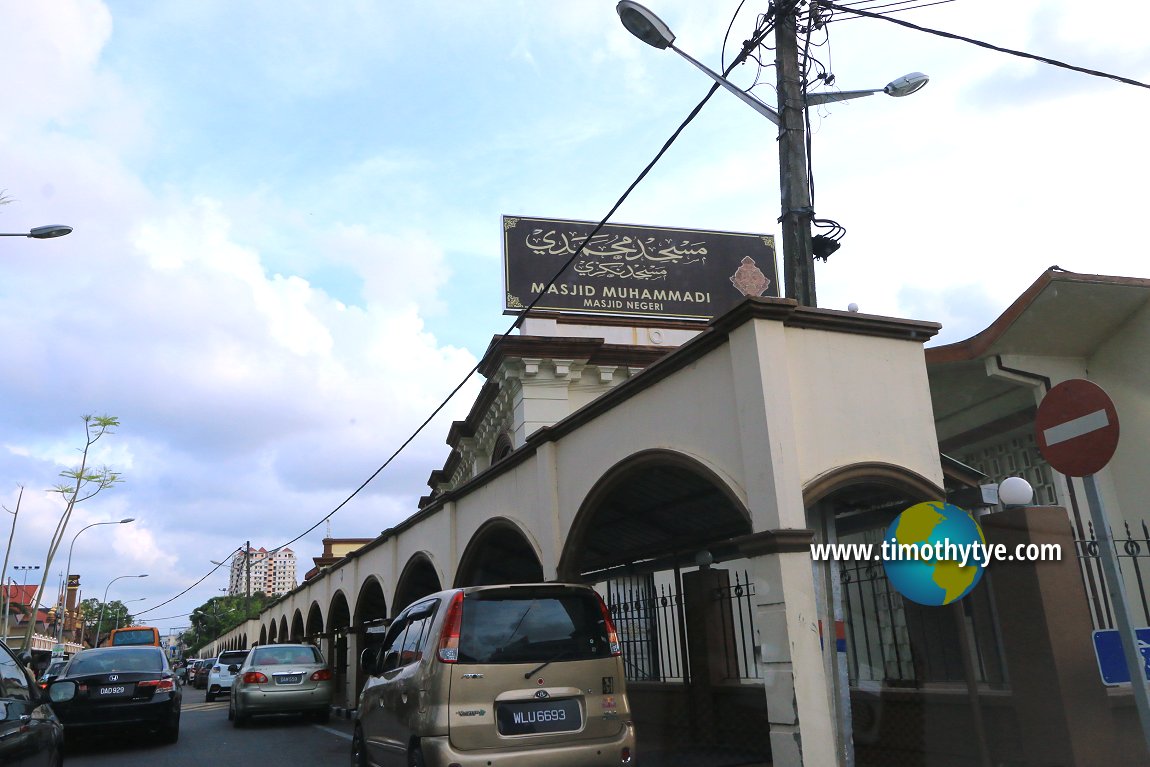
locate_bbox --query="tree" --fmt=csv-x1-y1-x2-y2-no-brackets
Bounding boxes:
76,597,134,647
22,415,123,647
181,592,269,653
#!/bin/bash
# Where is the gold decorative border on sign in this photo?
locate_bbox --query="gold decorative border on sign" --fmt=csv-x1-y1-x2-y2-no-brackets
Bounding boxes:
504,217,520,231
506,293,524,309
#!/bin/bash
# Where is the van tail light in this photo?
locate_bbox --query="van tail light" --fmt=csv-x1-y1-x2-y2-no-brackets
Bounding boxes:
310,669,332,682
596,593,622,656
242,672,269,684
437,591,465,663
137,678,176,692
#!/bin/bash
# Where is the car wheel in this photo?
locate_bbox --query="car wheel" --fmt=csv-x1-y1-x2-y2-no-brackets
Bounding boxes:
227,698,235,721
407,745,426,767
351,727,368,767
160,715,180,744
205,690,215,702
233,701,249,728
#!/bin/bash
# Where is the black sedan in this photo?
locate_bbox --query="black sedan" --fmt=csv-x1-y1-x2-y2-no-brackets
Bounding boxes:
47,646,181,743
0,640,63,766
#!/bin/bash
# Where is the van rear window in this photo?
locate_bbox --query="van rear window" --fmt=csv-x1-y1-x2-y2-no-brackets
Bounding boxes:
458,591,613,664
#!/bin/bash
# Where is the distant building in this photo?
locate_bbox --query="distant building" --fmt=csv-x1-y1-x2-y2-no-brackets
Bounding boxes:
227,546,297,597
303,537,374,581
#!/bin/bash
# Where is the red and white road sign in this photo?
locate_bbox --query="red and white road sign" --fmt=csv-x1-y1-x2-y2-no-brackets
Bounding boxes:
1035,379,1120,477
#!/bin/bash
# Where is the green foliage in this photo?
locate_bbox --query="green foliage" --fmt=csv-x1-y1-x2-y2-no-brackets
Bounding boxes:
181,592,270,653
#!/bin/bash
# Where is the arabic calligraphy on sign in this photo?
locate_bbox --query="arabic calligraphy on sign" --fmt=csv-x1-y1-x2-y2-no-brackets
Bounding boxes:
525,229,708,281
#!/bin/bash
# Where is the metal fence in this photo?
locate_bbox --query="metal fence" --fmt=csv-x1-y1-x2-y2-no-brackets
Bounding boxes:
603,568,762,685
1075,519,1150,630
715,570,761,681
606,576,688,683
838,536,1006,687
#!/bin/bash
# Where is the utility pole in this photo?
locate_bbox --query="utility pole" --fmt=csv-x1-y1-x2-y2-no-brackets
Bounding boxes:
775,2,817,307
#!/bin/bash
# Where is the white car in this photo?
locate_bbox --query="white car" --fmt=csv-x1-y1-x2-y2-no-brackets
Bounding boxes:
206,649,249,702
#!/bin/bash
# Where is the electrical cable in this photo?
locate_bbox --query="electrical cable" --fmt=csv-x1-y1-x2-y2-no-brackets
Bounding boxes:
136,11,780,625
830,0,956,21
721,0,750,72
135,548,240,617
821,0,1150,90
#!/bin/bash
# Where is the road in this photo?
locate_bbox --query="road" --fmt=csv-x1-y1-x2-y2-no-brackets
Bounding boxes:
64,685,355,766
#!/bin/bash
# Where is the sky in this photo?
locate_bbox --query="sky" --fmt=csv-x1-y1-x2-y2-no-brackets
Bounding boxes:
2,0,1148,642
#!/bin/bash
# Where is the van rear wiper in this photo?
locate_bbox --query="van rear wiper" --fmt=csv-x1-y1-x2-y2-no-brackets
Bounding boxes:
524,649,570,679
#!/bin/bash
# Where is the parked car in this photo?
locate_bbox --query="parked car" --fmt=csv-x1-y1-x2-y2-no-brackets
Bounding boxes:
228,643,333,726
352,583,634,767
0,639,65,766
205,649,249,702
46,645,181,743
36,659,68,691
193,657,215,689
186,659,204,686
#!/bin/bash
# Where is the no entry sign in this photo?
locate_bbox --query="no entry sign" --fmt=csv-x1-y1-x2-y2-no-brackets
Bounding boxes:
1035,379,1120,477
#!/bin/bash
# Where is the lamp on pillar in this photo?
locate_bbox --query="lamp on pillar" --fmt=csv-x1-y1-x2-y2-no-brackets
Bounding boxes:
998,476,1036,508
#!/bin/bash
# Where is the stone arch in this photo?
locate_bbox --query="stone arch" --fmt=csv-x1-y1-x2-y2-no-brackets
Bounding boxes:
259,624,268,645
491,432,513,463
354,575,388,629
327,591,352,705
306,601,324,640
455,517,544,587
268,619,278,643
559,449,752,580
803,461,943,510
352,575,389,699
556,448,765,763
392,553,442,616
291,609,305,642
803,460,962,759
278,615,289,643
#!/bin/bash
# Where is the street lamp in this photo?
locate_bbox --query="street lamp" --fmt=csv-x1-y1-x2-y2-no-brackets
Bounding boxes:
58,518,135,641
0,225,73,239
616,1,927,306
115,597,147,630
94,573,147,647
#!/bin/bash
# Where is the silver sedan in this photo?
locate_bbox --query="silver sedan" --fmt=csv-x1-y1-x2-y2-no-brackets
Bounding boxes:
228,643,333,725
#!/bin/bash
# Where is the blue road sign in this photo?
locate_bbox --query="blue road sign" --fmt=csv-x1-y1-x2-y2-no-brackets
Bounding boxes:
1093,628,1150,685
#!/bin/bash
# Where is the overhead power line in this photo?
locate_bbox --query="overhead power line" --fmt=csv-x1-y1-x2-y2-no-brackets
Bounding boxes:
820,0,1150,90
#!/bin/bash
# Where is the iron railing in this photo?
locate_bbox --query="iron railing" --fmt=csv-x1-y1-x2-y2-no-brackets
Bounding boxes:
604,568,763,685
1076,520,1150,630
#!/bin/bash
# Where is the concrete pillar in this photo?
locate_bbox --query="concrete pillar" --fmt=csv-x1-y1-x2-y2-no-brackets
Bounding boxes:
682,567,740,744
981,505,1130,766
741,530,837,767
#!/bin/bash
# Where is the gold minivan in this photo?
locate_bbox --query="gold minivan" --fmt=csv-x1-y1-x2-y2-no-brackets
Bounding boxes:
352,583,635,767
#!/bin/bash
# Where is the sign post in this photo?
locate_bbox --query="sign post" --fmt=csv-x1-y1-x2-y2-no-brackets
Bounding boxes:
1035,379,1150,753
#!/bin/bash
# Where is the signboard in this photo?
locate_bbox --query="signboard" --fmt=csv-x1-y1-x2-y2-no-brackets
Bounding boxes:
503,215,778,322
1035,379,1120,477
1093,628,1150,685
67,574,80,589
